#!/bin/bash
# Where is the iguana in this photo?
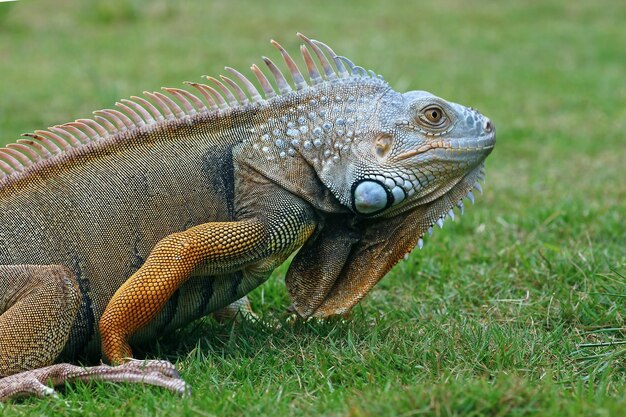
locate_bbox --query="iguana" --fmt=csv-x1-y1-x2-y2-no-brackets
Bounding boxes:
0,33,495,400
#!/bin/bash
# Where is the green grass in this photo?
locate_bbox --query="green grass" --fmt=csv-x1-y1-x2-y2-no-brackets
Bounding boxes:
0,0,625,415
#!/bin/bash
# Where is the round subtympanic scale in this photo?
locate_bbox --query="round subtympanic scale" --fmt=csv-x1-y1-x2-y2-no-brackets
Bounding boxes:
353,181,388,214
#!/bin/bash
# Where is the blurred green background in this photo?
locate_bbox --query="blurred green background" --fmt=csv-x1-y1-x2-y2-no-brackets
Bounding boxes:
0,0,625,416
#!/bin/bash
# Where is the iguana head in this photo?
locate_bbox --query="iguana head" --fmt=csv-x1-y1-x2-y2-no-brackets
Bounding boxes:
330,89,495,218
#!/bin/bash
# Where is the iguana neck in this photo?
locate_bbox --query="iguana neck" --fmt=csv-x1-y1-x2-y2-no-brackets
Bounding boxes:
236,79,391,213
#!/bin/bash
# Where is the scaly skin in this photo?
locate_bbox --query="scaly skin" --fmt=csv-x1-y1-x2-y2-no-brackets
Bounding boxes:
0,34,494,400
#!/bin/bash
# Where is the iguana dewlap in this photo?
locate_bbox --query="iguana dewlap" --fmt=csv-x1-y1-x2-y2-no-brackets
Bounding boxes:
0,34,495,400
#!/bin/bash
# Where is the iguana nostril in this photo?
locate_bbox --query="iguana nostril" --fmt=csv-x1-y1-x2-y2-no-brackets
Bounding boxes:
484,119,493,132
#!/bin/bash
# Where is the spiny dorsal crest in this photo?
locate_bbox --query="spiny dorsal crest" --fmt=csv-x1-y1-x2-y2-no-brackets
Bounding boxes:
0,33,386,183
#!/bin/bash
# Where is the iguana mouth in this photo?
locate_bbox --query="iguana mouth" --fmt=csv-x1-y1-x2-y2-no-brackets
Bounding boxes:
393,135,496,162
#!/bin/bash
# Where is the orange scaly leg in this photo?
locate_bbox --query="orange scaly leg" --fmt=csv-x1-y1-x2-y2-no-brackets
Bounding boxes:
99,219,268,364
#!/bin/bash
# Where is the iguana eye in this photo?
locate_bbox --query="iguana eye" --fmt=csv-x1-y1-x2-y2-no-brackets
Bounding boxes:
425,108,442,122
420,105,446,126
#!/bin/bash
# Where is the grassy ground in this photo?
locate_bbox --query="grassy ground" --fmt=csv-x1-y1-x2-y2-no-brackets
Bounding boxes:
0,0,625,415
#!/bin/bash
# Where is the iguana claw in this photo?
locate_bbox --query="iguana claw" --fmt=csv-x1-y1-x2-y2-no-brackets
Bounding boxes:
0,359,189,401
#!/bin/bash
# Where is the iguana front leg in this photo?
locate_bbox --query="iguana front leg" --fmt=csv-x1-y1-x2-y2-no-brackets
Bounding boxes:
99,189,317,364
100,220,267,363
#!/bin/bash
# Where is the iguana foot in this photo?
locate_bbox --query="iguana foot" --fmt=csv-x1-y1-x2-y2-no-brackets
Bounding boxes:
0,359,189,401
285,303,352,322
212,296,260,323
